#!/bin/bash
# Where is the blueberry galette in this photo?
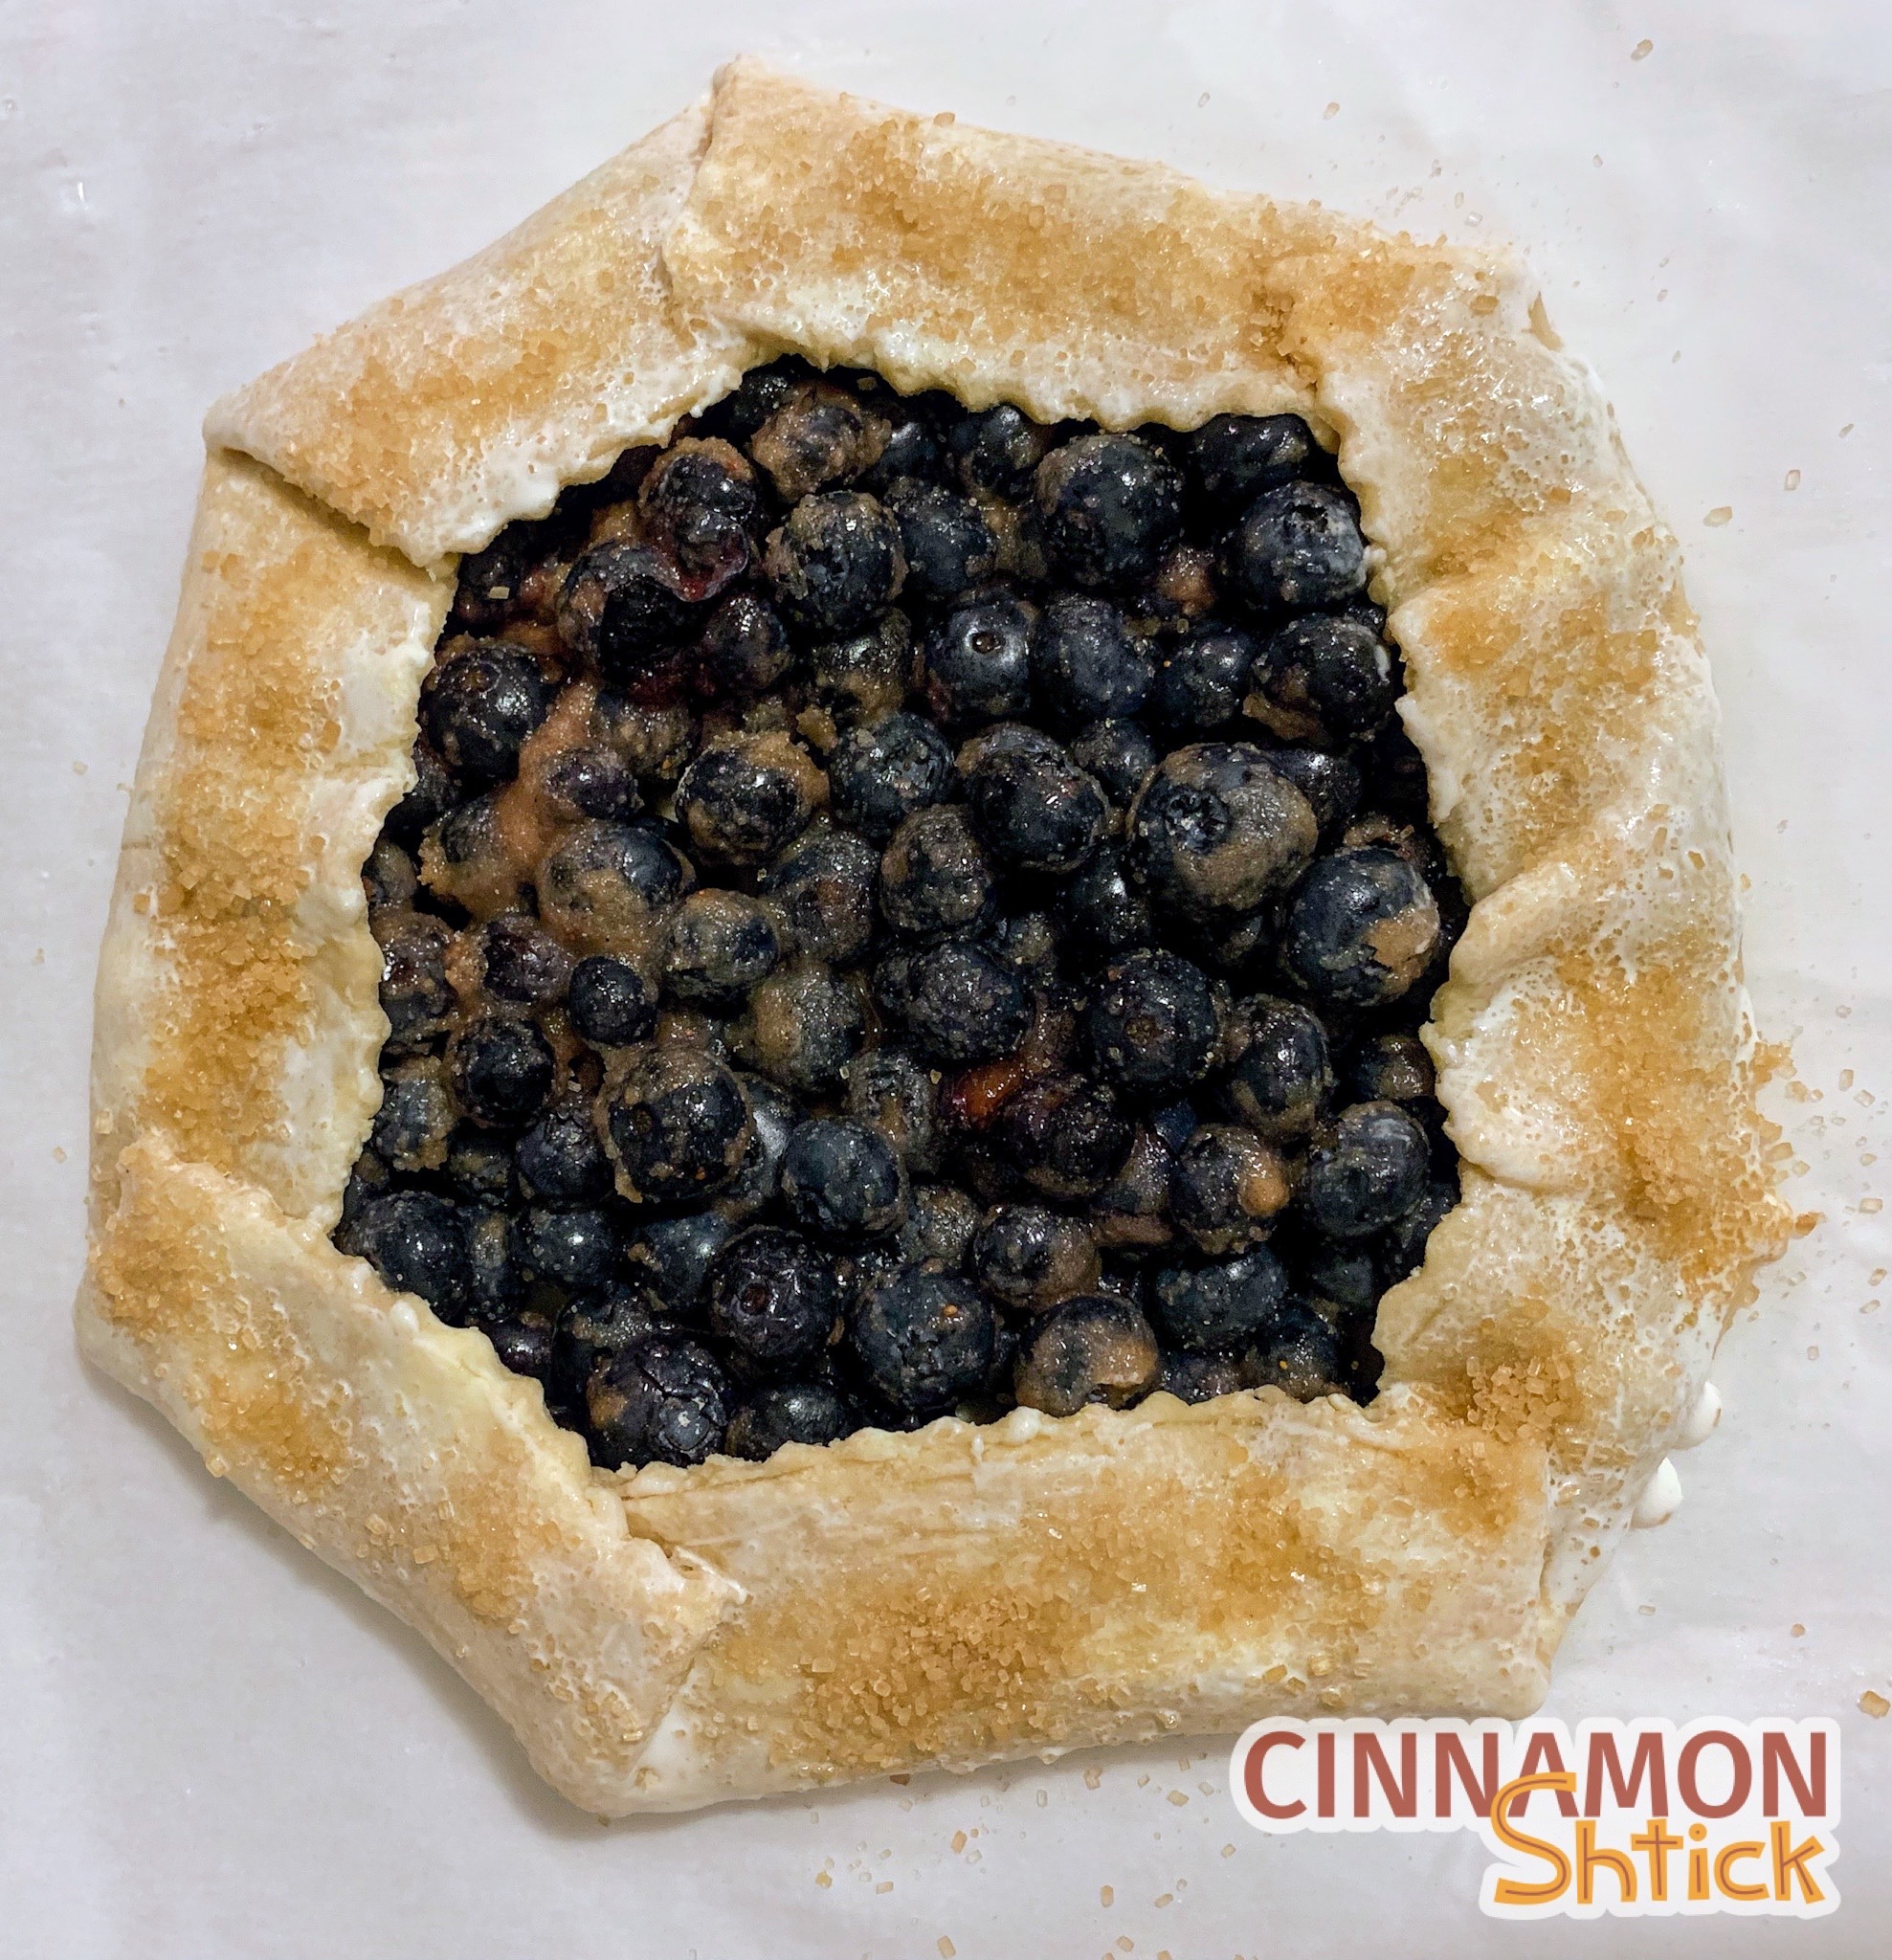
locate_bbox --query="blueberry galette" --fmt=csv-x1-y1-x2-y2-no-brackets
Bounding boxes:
80,62,1789,1812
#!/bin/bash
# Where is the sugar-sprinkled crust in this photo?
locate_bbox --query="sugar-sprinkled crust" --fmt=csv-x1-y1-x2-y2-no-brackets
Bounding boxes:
81,59,1789,1814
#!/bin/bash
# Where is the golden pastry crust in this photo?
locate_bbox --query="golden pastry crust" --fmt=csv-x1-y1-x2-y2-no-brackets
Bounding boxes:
82,58,1789,1815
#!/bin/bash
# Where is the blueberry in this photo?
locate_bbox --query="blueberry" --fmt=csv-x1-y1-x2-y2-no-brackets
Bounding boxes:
766,491,906,635
537,820,693,947
558,541,700,680
845,1045,944,1176
1347,1032,1436,1104
1377,1177,1458,1286
969,1205,1101,1312
418,790,519,914
697,592,793,699
1258,747,1361,841
724,1381,855,1459
781,1118,907,1241
1158,1350,1246,1404
958,724,1109,876
706,1224,841,1368
602,1048,752,1204
761,826,879,965
592,687,700,785
848,1263,996,1414
1296,1240,1380,1314
799,611,912,747
946,403,1054,497
624,1210,734,1320
1148,625,1257,734
676,732,824,867
363,836,417,914
1254,615,1397,742
1169,1124,1290,1256
749,378,889,501
886,479,999,601
729,963,865,1094
899,1183,981,1268
716,1073,797,1224
450,1014,555,1127
1280,847,1441,1007
347,1192,469,1320
1217,994,1334,1142
1035,433,1185,590
587,1333,729,1467
637,436,763,580
661,889,782,1009
476,916,574,1008
1149,1100,1199,1153
1013,1295,1160,1415
916,592,1036,729
464,1204,521,1322
1087,1125,1179,1258
878,804,995,941
482,1308,557,1383
984,909,1061,982
386,743,456,850
996,1071,1135,1201
420,641,553,785
548,1283,660,1414
511,1205,622,1291
1030,594,1154,725
446,1126,515,1206
1242,1303,1346,1401
567,954,657,1048
1067,719,1158,811
515,1102,614,1204
898,941,1032,1066
826,713,956,843
1225,480,1369,612
1149,1247,1287,1351
1084,948,1220,1101
858,394,947,492
1060,846,1156,964
698,355,811,445
1125,742,1318,923
451,522,545,633
1298,1102,1431,1239
540,746,641,824
370,1057,456,1171
1187,413,1322,509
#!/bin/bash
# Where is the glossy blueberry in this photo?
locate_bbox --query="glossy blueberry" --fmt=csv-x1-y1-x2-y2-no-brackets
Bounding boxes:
567,954,657,1048
558,542,700,679
984,909,1060,982
1125,742,1318,923
878,804,995,942
716,1073,797,1225
547,1284,660,1414
848,1263,996,1414
886,479,999,601
1059,846,1156,964
1149,1247,1287,1351
420,642,553,785
846,1045,944,1176
636,436,763,579
857,394,947,492
1280,847,1442,1008
1158,1350,1246,1404
899,1183,981,1268
1187,412,1323,509
450,521,545,632
1377,1176,1458,1286
602,1047,751,1203
749,378,888,501
959,724,1109,876
1347,1032,1436,1105
705,1225,840,1369
696,592,792,699
916,592,1036,729
346,1192,469,1320
587,1334,729,1467
724,1381,855,1460
765,491,906,635
675,732,823,867
1225,480,1369,612
450,1014,555,1127
588,684,701,789
780,1118,908,1242
1296,1240,1381,1314
477,916,573,1009
1030,594,1154,725
946,403,1055,497
515,1102,615,1204
1013,1294,1160,1416
898,940,1032,1067
540,745,640,824
1254,614,1397,742
996,1070,1135,1202
1298,1101,1431,1240
826,713,955,843
511,1205,622,1292
1169,1123,1290,1257
698,355,811,445
1084,948,1220,1101
537,820,692,947
446,1126,515,1207
484,1310,556,1382
1034,433,1185,591
761,826,879,965
1218,994,1334,1142
624,1210,734,1320
464,1205,521,1322
1149,1100,1200,1154
370,1057,456,1172
1067,719,1158,811
729,964,865,1096
1086,1125,1179,1258
661,889,782,1010
1258,746,1361,841
1242,1303,1346,1401
1148,625,1257,734
969,1204,1101,1312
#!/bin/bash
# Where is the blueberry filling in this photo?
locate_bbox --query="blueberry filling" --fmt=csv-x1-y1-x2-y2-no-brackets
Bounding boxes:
339,360,1468,1469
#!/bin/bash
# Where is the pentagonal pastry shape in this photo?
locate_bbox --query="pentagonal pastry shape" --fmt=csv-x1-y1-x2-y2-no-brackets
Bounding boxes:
80,60,1788,1813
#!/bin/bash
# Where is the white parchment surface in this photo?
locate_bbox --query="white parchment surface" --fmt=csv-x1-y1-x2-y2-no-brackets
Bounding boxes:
2,2,1886,1954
